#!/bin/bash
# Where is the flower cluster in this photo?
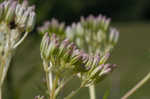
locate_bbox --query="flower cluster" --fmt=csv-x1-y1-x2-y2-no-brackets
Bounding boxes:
0,0,36,50
66,15,119,55
0,0,36,89
38,19,65,37
40,33,116,87
39,15,119,98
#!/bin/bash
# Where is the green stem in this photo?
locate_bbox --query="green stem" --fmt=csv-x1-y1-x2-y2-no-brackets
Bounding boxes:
0,87,2,99
89,85,96,99
46,72,51,98
64,87,81,99
121,72,150,99
50,75,58,99
55,76,74,97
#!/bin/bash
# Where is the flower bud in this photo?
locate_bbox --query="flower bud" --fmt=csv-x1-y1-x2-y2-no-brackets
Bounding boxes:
5,1,17,23
15,4,26,24
40,33,50,59
3,1,11,15
22,0,28,8
26,11,36,32
58,38,69,57
69,49,81,65
0,4,4,20
109,28,119,45
99,53,110,64
91,54,100,67
90,64,104,79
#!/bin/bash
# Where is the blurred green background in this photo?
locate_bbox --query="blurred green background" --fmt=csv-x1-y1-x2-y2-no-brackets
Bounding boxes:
3,0,150,99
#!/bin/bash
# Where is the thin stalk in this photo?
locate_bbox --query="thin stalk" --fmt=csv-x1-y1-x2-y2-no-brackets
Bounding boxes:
50,75,58,99
121,72,150,99
55,76,74,97
13,32,29,49
46,72,51,99
89,85,96,99
0,87,2,99
49,72,53,91
64,87,81,99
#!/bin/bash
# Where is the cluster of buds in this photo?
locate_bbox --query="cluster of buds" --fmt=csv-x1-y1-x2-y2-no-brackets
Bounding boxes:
79,53,117,87
39,14,119,98
0,0,36,50
40,33,116,87
66,15,119,55
0,0,36,90
38,19,65,38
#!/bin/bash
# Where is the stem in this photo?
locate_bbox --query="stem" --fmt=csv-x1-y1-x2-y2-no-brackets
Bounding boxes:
121,72,150,99
46,72,51,96
89,85,96,99
64,87,81,99
13,32,29,49
0,87,2,99
50,75,58,99
49,72,53,91
55,76,74,97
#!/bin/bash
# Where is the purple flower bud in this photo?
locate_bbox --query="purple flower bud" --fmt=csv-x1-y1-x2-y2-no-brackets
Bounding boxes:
103,64,111,69
93,54,100,66
112,64,117,68
22,0,28,8
102,68,112,75
90,64,104,77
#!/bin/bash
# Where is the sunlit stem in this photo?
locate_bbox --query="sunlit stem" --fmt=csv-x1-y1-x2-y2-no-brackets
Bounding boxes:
50,75,58,99
89,85,96,99
49,72,53,91
121,72,150,99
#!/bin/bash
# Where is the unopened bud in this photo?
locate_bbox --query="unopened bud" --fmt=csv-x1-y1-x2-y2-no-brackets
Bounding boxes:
5,1,17,23
90,64,104,79
58,38,69,57
0,4,4,20
99,53,110,64
109,28,119,45
26,11,36,32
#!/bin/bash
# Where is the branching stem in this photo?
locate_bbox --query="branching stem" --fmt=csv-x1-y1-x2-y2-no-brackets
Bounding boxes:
13,32,29,49
121,72,150,99
64,87,81,99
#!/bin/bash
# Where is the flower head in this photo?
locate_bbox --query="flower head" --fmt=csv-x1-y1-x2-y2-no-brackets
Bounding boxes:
40,33,117,86
66,14,119,56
